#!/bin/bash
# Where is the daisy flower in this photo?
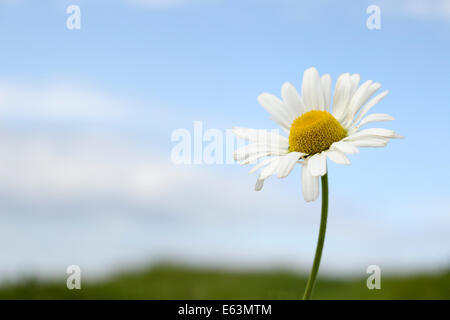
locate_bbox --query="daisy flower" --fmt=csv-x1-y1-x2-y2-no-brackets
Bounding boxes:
232,67,401,299
233,67,401,202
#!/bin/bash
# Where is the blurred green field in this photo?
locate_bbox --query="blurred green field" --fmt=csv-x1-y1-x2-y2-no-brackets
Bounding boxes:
0,265,449,300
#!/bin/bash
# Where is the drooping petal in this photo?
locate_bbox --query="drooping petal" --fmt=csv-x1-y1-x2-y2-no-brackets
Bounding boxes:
308,153,327,177
302,67,325,111
277,152,302,178
255,179,265,191
301,160,320,202
281,82,305,120
247,158,274,175
239,151,271,165
259,157,282,180
325,149,351,165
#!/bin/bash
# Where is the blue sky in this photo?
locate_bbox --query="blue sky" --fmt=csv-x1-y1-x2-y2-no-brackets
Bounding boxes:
0,0,449,281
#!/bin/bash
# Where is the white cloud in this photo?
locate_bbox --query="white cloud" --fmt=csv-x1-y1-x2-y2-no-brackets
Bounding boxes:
0,80,130,121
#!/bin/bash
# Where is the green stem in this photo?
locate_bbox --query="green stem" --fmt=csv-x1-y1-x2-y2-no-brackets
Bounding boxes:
303,173,329,300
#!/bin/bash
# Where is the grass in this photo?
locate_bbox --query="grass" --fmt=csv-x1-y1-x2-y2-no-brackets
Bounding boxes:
0,265,449,299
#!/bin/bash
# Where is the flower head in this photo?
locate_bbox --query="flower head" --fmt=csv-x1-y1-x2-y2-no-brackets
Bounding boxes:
233,67,402,202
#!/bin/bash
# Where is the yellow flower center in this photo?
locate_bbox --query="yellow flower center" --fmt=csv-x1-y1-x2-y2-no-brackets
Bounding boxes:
288,110,347,155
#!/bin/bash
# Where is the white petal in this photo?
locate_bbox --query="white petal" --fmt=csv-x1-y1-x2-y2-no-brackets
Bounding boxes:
237,149,288,164
342,80,374,127
248,158,275,175
232,129,289,163
259,157,281,180
234,126,305,163
355,113,394,129
330,141,359,154
321,74,331,111
302,67,325,111
345,128,398,140
356,82,381,113
332,73,353,122
302,160,320,202
325,150,350,165
277,152,302,178
350,73,361,96
234,143,288,161
308,153,327,177
347,137,389,148
281,82,304,120
239,152,271,165
348,80,373,111
239,142,288,155
257,93,291,131
232,127,289,148
352,91,389,127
